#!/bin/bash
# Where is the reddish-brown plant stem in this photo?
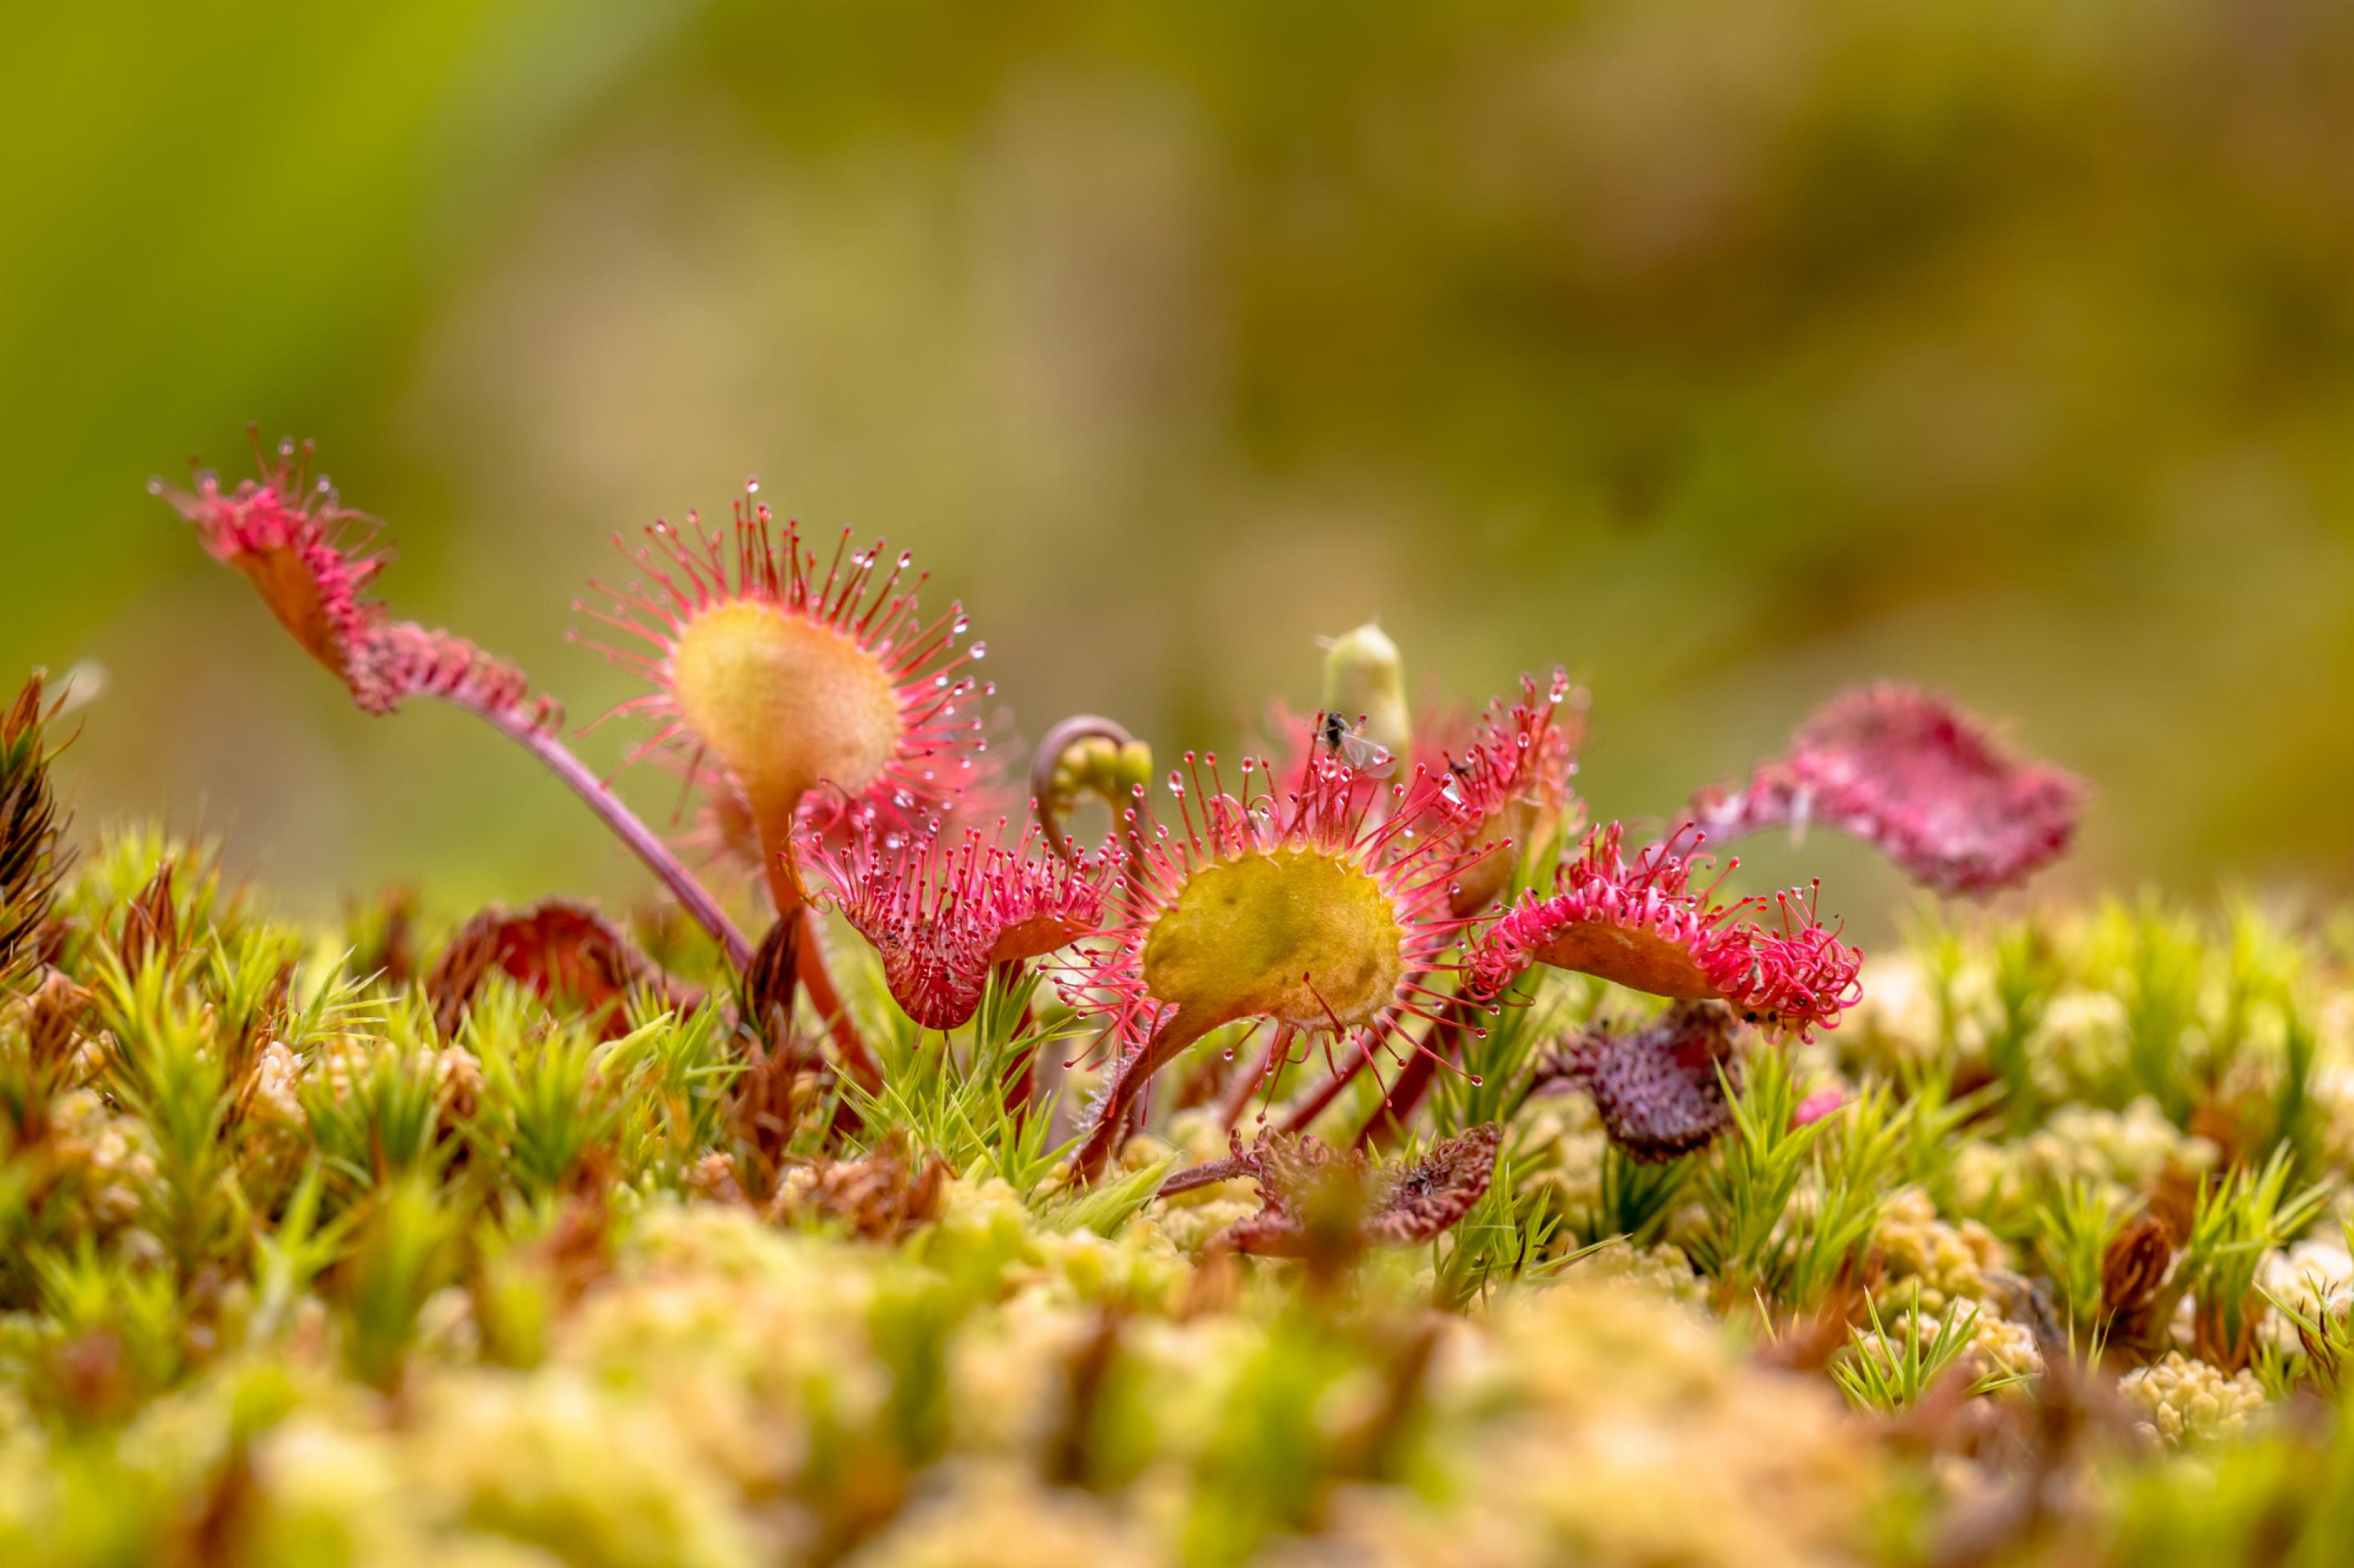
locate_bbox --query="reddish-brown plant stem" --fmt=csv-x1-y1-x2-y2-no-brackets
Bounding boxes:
754,838,882,1092
1219,1024,1297,1131
1281,1051,1370,1136
464,691,883,1092
1281,970,1452,1136
1039,713,1163,1171
461,690,752,969
1001,1044,1038,1117
1355,999,1473,1152
796,911,883,1088
1030,714,1136,855
1073,1003,1217,1181
1157,1151,1253,1199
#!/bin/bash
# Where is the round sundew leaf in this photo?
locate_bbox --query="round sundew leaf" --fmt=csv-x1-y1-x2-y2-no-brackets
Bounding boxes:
987,910,1097,965
670,599,903,838
1140,847,1406,1032
867,924,993,1032
158,443,557,729
1688,683,2086,897
579,499,991,862
1060,742,1476,1180
231,542,356,673
1464,822,1862,1037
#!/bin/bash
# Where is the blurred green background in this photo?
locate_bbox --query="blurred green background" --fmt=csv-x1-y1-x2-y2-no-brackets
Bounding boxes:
6,0,2354,939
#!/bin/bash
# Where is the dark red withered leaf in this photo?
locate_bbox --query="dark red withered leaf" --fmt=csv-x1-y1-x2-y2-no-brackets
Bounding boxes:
1367,1120,1504,1246
2100,1212,2172,1321
1220,1122,1502,1258
428,899,699,1036
1463,824,1861,1039
1563,1000,1742,1161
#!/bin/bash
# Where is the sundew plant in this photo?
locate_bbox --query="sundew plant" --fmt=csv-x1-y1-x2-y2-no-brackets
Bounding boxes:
9,433,2354,1566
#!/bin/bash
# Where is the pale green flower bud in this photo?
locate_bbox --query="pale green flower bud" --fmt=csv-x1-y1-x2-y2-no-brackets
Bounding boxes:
1320,621,1410,766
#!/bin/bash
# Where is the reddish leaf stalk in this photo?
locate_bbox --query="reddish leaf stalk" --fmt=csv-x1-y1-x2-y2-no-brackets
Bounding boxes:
1072,1003,1216,1180
1219,1024,1296,1131
453,684,751,969
449,689,891,1089
792,907,882,1091
1281,970,1462,1139
1157,1151,1255,1199
1355,1000,1470,1152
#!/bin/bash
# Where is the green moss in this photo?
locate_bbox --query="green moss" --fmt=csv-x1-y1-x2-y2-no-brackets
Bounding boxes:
15,826,2354,1564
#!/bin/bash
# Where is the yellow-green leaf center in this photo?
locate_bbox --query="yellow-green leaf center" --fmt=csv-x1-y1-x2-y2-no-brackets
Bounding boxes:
670,600,903,839
1141,848,1405,1031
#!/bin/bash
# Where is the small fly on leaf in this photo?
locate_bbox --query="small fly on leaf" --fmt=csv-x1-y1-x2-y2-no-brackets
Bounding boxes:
1319,711,1396,778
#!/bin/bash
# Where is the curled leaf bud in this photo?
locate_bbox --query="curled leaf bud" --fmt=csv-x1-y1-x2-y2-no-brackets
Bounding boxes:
1050,734,1153,814
1030,714,1150,866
